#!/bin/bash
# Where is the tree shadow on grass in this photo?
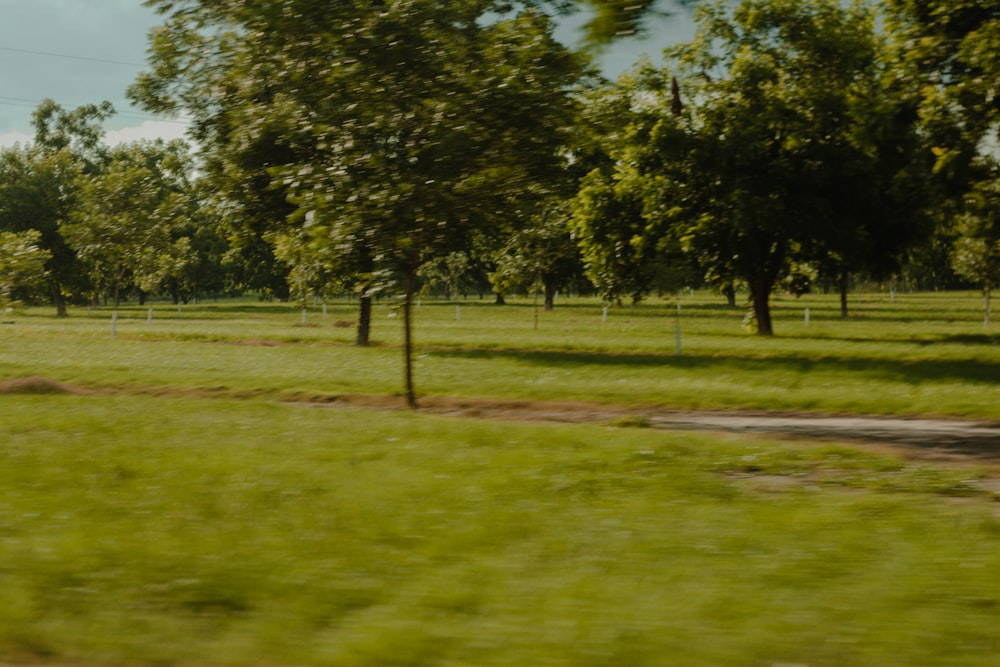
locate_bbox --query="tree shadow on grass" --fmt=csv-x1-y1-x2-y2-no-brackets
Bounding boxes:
756,331,1000,347
428,346,1000,387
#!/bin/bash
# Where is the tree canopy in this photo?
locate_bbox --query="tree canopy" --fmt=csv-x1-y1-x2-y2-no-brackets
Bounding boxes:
131,0,590,405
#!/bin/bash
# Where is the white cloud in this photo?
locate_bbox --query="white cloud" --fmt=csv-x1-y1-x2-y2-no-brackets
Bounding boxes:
1,120,191,151
0,130,33,149
105,119,191,146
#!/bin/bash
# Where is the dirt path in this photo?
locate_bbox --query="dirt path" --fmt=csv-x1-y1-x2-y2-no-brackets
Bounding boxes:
4,375,999,465
321,393,1000,466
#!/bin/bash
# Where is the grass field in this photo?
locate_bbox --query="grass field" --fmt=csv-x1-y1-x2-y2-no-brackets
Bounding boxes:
2,289,999,416
0,290,998,666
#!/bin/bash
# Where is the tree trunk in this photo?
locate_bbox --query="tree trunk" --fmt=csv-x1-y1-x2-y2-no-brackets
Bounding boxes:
138,289,146,306
722,283,737,308
52,283,68,317
839,271,849,319
357,292,372,346
543,282,556,312
402,268,417,409
493,292,506,305
985,283,992,326
749,274,774,336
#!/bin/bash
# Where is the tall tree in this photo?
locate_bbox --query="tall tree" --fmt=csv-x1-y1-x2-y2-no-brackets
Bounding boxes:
0,100,114,315
62,139,198,310
629,0,924,334
131,0,588,407
951,161,1000,325
493,205,585,311
886,0,1000,189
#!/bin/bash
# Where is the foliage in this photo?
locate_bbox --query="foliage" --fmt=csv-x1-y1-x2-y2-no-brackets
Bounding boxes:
951,163,1000,323
571,162,659,303
61,139,199,308
420,251,473,301
492,207,585,310
0,100,115,315
577,0,695,47
131,0,589,405
886,0,1000,192
581,0,928,333
0,230,51,312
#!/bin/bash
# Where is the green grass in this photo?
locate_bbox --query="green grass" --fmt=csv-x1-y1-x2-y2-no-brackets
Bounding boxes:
2,291,998,417
1,291,998,666
0,394,998,666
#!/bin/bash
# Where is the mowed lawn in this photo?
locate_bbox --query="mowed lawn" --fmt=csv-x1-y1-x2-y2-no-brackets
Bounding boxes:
1,290,998,417
0,291,998,666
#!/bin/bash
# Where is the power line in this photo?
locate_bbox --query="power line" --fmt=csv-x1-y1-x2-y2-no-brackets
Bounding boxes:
0,45,145,68
0,96,188,125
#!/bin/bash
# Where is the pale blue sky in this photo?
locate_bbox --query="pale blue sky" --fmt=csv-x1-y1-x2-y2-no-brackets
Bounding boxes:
0,0,695,148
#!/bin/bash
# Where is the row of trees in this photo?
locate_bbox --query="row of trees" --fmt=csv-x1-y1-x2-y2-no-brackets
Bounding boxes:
2,0,999,400
0,100,225,316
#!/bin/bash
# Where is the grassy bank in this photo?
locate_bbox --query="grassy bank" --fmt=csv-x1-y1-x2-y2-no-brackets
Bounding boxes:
1,291,998,666
0,394,997,666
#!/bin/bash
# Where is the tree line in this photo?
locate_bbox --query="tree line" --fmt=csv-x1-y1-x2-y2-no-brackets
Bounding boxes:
1,0,998,399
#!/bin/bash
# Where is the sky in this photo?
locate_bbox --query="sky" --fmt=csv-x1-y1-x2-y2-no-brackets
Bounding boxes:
0,0,695,150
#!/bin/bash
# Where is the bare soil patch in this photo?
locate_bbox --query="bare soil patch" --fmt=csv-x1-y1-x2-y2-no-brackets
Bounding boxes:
286,393,1000,469
0,376,90,396
3,376,998,466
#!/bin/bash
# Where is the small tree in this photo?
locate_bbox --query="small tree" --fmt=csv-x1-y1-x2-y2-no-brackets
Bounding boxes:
0,230,51,313
952,172,1000,325
0,100,114,316
493,209,583,312
62,139,196,310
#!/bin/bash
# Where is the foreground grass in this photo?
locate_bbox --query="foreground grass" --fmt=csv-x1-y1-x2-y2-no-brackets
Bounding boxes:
1,394,998,666
2,291,998,417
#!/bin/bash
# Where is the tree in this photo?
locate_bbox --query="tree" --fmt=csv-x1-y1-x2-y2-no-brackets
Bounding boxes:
578,0,694,47
624,0,925,334
62,139,197,310
0,100,114,315
160,182,230,305
568,77,681,306
132,0,588,407
886,0,1000,316
572,165,659,304
952,164,1000,325
886,0,1000,189
493,205,585,311
0,230,51,313
778,4,931,318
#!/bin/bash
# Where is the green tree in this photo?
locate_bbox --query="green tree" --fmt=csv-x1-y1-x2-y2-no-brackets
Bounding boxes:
886,0,1000,191
62,139,197,310
777,3,930,318
568,78,681,306
161,183,229,305
0,100,114,315
630,0,925,334
887,1,1000,312
571,165,659,304
132,0,587,407
578,0,693,47
952,165,1000,325
492,205,585,311
0,230,51,313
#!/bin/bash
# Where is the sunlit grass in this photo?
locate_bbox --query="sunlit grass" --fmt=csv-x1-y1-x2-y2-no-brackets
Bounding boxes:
2,290,997,417
0,394,997,666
